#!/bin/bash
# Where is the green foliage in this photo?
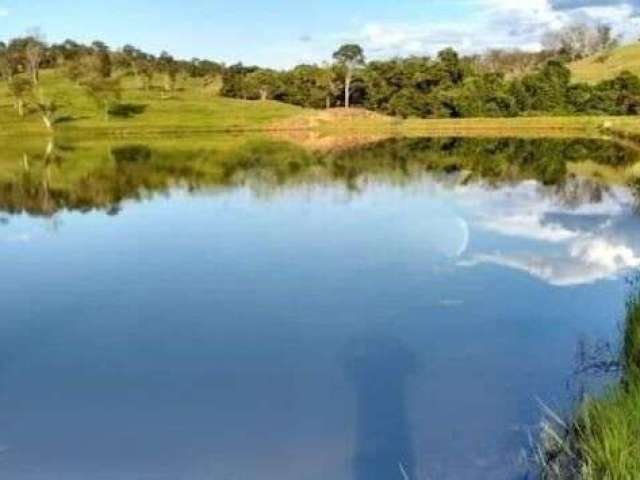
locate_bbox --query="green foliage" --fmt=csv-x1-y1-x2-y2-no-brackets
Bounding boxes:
216,43,640,119
220,63,258,99
157,51,179,92
623,286,640,381
82,76,122,119
219,46,640,119
332,44,365,68
576,382,640,480
7,77,33,116
2,34,640,133
279,65,338,108
90,41,112,79
244,69,282,101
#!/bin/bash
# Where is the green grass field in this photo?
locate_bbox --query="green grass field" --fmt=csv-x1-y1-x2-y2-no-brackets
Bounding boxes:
2,67,640,142
570,43,640,83
0,69,304,137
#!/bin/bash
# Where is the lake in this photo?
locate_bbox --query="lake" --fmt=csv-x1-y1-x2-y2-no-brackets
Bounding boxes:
0,135,638,479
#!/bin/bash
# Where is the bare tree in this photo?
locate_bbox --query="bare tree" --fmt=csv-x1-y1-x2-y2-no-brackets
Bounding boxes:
543,22,619,61
25,36,45,85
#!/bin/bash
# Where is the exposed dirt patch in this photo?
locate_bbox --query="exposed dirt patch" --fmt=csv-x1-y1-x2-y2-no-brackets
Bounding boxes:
270,107,395,131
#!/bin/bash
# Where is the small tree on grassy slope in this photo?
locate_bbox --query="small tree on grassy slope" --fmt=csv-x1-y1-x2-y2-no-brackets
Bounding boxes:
84,77,122,120
8,77,32,117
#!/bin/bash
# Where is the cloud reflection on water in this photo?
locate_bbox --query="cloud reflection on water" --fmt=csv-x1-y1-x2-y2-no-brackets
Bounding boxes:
452,178,640,286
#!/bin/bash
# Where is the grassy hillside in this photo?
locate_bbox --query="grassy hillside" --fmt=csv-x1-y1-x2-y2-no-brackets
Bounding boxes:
0,69,305,137
3,68,640,141
571,43,640,83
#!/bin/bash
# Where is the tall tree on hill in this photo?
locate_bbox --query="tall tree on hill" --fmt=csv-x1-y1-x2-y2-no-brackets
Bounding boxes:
50,39,84,67
91,41,112,78
119,45,155,90
120,44,155,88
333,44,365,109
120,44,140,75
158,51,179,93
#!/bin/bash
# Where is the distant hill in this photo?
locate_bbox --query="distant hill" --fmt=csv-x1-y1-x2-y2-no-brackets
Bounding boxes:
571,43,640,83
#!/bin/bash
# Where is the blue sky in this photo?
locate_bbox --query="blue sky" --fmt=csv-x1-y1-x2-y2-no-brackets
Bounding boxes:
1,0,639,67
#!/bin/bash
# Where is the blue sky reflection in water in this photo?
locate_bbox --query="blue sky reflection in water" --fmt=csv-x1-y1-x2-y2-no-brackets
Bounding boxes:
0,141,638,479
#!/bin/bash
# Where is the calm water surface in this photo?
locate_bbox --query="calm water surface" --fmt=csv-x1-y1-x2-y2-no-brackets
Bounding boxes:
0,136,638,479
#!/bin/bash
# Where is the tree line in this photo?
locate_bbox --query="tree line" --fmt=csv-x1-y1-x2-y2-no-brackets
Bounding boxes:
1,21,639,126
222,39,640,118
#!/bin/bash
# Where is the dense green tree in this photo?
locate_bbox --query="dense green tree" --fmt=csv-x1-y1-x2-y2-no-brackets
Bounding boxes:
278,65,337,108
49,39,87,67
435,48,466,86
520,60,572,113
90,41,112,78
220,63,260,99
157,51,179,92
244,69,281,100
597,71,640,115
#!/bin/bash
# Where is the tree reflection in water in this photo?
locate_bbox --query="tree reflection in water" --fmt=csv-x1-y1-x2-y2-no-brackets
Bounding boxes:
342,333,418,480
0,135,637,217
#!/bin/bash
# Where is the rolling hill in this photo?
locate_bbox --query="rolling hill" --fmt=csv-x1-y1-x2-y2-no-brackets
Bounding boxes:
571,43,640,83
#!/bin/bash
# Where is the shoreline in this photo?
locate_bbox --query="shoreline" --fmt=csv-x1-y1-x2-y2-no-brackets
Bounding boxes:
0,111,634,142
542,283,640,479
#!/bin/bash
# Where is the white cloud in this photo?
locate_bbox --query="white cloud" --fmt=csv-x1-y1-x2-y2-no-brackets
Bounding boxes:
336,0,640,60
0,8,8,17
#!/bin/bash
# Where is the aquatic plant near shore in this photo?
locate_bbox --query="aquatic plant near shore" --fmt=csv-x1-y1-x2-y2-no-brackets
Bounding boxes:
540,280,640,479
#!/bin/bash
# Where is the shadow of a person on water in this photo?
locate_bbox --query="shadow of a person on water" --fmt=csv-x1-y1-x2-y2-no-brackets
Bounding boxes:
342,332,418,480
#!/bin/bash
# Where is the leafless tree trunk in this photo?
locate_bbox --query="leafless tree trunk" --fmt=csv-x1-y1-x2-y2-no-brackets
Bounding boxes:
260,88,268,101
41,114,53,131
344,68,352,109
26,43,42,85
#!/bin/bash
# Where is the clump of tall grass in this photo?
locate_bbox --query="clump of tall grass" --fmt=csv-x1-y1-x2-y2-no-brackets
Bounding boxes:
577,381,640,479
622,286,640,382
541,284,640,479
